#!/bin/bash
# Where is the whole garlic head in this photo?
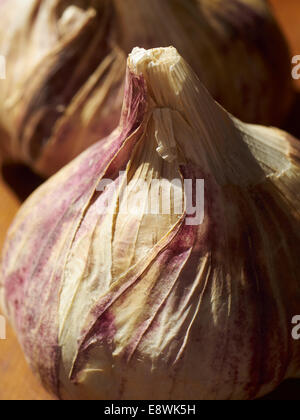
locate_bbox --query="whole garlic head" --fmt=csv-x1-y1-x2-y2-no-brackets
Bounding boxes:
0,0,293,176
1,47,300,400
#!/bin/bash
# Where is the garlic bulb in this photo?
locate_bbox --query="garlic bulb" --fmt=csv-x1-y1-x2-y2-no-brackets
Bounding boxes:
1,46,300,400
0,0,293,176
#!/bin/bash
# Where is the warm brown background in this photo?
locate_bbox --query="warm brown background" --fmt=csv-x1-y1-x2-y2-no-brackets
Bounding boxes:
0,0,300,400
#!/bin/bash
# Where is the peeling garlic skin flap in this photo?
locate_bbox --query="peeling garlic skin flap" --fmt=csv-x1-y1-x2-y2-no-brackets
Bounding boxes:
1,47,300,400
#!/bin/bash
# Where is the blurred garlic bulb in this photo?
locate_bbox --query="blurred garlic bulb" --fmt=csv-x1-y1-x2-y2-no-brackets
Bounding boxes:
0,0,124,175
0,0,293,176
1,46,300,400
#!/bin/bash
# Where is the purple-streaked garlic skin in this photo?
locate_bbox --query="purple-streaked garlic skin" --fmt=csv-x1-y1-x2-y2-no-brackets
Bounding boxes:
1,69,148,397
0,0,293,177
1,47,300,400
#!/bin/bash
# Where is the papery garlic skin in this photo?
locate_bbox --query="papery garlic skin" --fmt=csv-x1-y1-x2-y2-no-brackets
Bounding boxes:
0,0,293,176
1,47,300,400
0,0,125,176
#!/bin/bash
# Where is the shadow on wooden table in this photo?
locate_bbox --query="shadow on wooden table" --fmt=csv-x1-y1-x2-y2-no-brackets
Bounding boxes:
260,379,300,400
1,163,45,202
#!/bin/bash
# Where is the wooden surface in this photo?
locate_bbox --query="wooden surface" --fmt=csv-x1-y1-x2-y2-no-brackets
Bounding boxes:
0,0,300,400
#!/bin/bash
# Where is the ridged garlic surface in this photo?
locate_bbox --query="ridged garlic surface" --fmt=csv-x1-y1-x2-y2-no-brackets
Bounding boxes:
0,0,293,176
1,47,300,400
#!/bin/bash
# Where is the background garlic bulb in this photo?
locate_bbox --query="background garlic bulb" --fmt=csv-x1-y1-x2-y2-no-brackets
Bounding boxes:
1,47,299,400
0,0,293,176
0,0,125,176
